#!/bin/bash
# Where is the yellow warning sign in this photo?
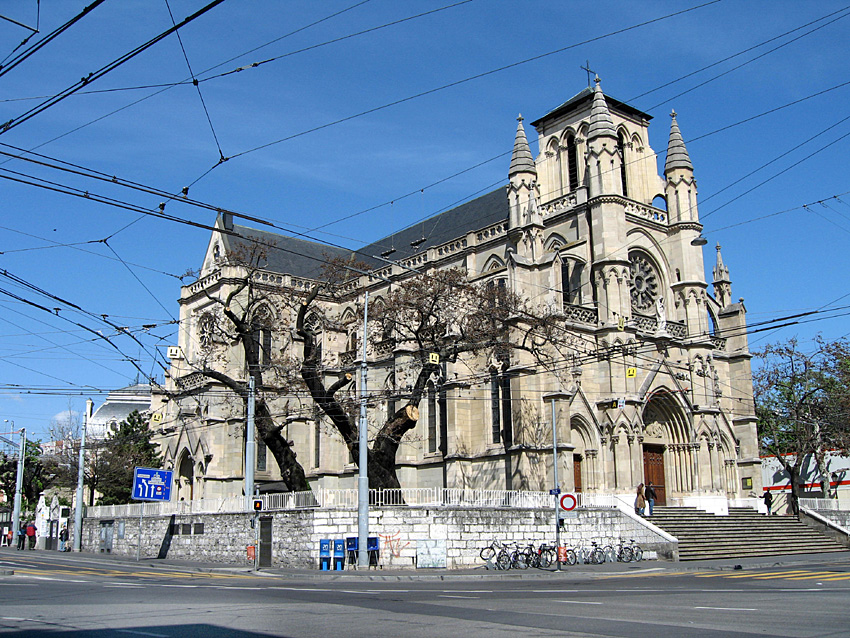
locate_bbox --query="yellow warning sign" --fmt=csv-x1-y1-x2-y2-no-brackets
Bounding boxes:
626,367,637,378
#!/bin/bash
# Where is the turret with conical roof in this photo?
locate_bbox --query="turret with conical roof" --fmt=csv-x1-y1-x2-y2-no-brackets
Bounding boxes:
664,111,698,223
713,243,732,308
585,77,623,197
507,114,541,231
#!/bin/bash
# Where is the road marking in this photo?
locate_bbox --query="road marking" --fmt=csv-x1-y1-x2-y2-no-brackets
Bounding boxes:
729,570,811,579
117,630,169,638
559,600,603,605
785,573,843,581
160,584,199,588
818,575,850,581
694,606,757,612
438,595,479,599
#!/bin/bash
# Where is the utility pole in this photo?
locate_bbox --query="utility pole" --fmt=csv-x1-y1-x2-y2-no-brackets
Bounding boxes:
73,398,93,552
10,424,24,538
357,291,369,568
544,392,570,571
245,375,255,512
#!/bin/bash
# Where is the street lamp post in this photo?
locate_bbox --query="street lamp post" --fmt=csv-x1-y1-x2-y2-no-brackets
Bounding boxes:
73,399,93,552
543,392,571,571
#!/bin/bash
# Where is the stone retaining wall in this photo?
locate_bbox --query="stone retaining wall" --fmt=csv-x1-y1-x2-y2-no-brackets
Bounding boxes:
82,506,676,568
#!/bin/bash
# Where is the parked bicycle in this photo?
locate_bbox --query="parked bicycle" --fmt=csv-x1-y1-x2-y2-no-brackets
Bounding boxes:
576,541,605,565
628,539,643,561
479,540,512,570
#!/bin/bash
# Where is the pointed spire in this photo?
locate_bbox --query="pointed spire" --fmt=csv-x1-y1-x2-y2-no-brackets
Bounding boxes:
713,243,729,283
509,114,536,178
665,110,693,174
586,76,616,141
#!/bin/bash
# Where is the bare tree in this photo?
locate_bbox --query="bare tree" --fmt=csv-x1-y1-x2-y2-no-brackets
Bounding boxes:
189,238,311,492
754,336,850,514
297,267,565,490
42,401,109,505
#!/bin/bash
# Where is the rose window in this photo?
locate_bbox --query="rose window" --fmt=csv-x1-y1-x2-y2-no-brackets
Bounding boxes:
629,254,659,312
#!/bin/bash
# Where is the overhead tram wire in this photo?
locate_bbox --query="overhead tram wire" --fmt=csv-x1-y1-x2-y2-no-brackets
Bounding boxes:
186,0,723,187
0,0,105,78
641,5,850,112
0,2,838,248
0,0,227,135
4,127,850,343
164,0,225,162
627,4,850,104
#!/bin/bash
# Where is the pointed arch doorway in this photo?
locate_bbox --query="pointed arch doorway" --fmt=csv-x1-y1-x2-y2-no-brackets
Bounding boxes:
642,444,666,505
642,390,689,507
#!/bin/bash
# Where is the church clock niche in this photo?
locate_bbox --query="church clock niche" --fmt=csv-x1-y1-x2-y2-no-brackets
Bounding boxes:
629,252,659,312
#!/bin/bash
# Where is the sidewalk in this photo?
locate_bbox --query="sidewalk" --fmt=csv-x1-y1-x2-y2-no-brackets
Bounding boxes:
4,546,850,581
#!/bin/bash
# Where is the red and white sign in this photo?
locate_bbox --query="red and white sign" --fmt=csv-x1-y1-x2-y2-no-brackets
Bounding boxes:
559,493,577,511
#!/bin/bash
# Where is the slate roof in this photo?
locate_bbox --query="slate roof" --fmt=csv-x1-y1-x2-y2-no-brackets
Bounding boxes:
224,188,510,278
530,87,652,128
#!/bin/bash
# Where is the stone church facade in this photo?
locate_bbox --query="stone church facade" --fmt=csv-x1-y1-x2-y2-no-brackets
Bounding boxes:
152,79,761,508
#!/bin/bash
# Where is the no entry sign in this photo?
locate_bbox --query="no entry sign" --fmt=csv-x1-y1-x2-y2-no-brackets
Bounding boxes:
559,493,577,511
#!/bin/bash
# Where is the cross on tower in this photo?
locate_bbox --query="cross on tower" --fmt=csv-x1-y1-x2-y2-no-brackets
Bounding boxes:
581,61,596,87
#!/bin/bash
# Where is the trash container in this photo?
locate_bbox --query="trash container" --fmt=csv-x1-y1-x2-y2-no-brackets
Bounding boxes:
333,539,345,571
346,537,358,568
367,536,379,567
247,545,256,562
319,539,331,571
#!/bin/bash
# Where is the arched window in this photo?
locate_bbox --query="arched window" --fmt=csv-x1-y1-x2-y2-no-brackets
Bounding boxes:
566,133,579,191
561,259,585,306
427,382,438,454
250,305,274,369
617,132,629,197
489,357,513,446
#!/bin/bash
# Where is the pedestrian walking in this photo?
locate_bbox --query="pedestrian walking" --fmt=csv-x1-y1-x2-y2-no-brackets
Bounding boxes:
645,482,657,516
25,522,37,549
635,483,646,516
17,525,26,550
762,490,773,516
59,525,68,552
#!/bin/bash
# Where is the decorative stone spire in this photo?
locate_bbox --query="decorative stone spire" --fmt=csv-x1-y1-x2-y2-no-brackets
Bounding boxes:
508,114,536,178
712,243,732,307
586,76,616,141
664,110,693,174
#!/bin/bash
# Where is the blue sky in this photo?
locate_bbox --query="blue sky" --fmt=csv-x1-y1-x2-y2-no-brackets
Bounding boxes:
1,0,848,441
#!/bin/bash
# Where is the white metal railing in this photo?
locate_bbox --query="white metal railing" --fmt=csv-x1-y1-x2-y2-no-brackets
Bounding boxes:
84,489,623,518
800,497,842,511
86,496,245,519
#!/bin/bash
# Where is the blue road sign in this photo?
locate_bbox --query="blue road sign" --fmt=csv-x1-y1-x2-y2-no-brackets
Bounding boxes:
132,467,173,502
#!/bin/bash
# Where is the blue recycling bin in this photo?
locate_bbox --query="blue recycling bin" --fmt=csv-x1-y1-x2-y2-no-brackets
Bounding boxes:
319,539,331,571
346,537,358,568
333,539,345,571
367,536,379,567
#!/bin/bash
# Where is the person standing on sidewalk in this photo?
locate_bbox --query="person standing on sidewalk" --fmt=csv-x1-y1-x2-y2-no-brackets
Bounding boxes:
16,524,26,550
25,522,37,549
645,482,657,516
59,526,68,552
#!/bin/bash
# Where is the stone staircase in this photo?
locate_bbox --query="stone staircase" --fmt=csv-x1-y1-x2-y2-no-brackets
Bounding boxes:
649,506,848,561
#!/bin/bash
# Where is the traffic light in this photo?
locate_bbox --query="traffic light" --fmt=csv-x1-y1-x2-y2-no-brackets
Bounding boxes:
253,498,263,512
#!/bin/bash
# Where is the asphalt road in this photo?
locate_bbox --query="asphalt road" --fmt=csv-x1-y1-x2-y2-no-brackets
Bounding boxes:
1,550,849,637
